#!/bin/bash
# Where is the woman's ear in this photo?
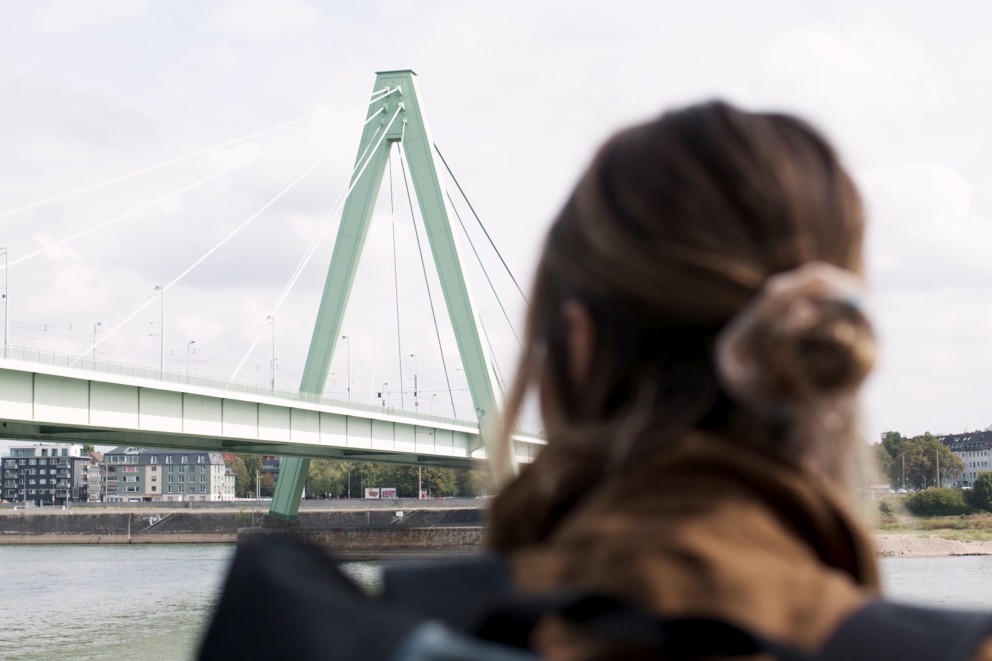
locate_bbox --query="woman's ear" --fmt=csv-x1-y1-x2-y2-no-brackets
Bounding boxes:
562,301,595,389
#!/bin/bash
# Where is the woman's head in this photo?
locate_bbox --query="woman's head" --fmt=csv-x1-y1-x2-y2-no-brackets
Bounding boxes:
497,101,875,485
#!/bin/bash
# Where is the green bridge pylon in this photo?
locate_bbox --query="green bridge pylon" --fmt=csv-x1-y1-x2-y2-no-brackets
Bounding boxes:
267,70,504,523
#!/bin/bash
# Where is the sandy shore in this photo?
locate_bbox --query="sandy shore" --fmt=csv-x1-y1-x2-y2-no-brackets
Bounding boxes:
873,533,992,557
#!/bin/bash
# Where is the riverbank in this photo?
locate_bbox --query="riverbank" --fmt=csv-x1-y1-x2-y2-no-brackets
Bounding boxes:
873,533,992,557
0,505,485,548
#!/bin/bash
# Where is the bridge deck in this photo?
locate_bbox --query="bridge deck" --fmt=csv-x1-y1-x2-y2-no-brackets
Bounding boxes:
0,348,543,469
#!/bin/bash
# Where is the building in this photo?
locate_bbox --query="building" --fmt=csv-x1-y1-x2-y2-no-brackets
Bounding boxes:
938,431,992,487
261,455,281,483
103,447,235,502
84,452,105,502
1,444,88,505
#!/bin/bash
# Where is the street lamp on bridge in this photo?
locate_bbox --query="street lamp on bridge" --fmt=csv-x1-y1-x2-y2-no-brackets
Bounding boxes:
153,285,164,372
186,340,196,378
409,353,418,410
92,322,102,361
341,335,351,402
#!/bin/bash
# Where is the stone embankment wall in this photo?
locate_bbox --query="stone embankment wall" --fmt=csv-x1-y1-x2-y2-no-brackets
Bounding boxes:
0,507,486,547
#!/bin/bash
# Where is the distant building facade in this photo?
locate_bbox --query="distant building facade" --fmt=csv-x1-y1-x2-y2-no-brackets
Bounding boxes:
1,444,88,505
84,452,105,502
938,431,992,487
103,447,235,502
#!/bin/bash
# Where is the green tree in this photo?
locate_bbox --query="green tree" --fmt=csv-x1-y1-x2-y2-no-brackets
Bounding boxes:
225,456,247,497
872,443,893,483
880,431,905,459
306,459,348,499
889,433,963,490
241,454,262,498
968,472,992,512
260,473,275,498
225,454,264,498
81,443,95,454
350,462,384,497
455,467,495,497
420,467,456,497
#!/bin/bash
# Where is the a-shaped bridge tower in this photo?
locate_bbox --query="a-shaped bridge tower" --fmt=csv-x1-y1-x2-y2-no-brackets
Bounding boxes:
267,70,505,522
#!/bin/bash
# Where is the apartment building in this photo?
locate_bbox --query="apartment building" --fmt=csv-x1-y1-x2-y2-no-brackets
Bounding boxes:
1,444,88,505
103,447,235,502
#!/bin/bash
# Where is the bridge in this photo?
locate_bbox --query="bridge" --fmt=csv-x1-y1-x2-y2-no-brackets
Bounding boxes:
0,70,541,521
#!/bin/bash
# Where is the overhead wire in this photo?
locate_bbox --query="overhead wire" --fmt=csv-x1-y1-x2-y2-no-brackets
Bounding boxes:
73,140,337,365
433,144,528,303
4,129,314,272
444,189,521,347
227,105,405,383
0,86,397,222
390,145,406,409
397,142,458,418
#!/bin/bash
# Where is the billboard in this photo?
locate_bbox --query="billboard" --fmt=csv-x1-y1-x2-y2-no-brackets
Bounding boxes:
364,488,380,499
381,487,397,499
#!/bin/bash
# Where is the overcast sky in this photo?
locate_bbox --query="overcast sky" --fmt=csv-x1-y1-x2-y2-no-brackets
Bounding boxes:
0,0,990,448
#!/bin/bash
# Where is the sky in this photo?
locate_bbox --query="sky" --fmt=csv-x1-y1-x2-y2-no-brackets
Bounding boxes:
0,0,990,451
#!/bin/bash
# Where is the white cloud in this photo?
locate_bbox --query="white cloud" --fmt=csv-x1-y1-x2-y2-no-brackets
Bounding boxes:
34,0,148,33
204,0,320,40
862,162,992,290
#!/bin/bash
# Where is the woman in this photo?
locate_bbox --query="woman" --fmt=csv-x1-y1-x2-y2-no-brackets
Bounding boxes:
486,100,888,658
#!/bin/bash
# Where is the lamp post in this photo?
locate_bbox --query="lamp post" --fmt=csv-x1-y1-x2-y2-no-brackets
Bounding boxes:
92,322,102,361
410,353,418,410
379,382,388,408
186,340,196,378
154,285,164,372
341,336,351,402
267,315,276,391
2,246,8,354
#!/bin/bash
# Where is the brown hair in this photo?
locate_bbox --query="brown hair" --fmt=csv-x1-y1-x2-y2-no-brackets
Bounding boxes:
493,101,873,497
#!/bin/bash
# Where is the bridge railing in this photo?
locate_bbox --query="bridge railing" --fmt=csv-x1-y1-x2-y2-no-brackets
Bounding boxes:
0,344,498,432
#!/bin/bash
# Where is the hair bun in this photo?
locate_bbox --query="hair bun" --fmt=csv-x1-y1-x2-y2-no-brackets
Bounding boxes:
715,262,876,410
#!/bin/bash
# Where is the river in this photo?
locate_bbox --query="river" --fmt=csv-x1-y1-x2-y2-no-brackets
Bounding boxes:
0,545,989,660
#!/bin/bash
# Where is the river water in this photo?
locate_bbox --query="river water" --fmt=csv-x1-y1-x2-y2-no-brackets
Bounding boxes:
0,545,989,660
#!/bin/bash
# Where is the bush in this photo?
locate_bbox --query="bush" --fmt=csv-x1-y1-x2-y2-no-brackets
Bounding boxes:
967,473,992,512
905,488,970,517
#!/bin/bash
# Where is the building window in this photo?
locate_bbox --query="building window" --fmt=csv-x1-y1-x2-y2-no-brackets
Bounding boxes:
151,466,157,472
166,456,173,464
151,486,157,492
150,456,158,464
178,476,184,483
168,466,174,473
28,460,36,466
168,486,173,493
200,485,206,493
181,455,188,464
168,476,173,483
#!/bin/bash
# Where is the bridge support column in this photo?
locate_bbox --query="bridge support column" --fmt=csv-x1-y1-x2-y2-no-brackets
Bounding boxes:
266,456,309,524
267,69,503,523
